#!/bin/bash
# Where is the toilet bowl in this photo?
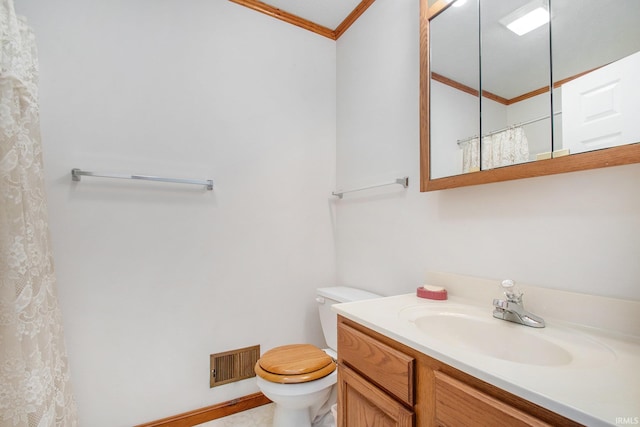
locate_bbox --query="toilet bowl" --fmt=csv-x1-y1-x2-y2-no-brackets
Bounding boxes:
256,345,337,427
255,287,380,427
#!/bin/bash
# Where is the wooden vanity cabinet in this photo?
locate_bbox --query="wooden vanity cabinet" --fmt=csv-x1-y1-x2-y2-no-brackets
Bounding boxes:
337,316,583,427
338,320,415,426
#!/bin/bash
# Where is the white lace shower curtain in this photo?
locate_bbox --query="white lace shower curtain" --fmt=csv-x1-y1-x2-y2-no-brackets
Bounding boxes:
461,126,530,173
1,1,79,425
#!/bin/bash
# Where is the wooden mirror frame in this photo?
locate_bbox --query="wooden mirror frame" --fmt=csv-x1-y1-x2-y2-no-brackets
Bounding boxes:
419,0,640,192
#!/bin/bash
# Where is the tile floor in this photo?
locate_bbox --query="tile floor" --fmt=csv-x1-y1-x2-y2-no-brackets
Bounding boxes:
196,404,274,427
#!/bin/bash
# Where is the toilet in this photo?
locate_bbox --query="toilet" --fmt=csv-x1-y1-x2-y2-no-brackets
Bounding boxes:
255,286,380,427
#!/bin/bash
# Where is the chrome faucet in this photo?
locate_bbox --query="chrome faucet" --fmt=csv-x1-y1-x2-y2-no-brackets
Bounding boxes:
492,280,545,328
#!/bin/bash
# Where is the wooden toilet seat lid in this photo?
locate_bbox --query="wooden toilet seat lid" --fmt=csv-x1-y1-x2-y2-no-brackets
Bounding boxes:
255,344,336,384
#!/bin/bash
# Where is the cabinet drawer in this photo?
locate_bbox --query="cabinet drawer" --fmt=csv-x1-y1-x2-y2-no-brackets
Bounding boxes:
338,322,414,406
434,371,552,427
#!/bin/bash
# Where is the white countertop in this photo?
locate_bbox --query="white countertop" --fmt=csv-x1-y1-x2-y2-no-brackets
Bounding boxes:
333,293,640,427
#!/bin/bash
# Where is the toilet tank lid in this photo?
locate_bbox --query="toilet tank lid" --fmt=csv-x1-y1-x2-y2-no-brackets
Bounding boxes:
317,286,381,303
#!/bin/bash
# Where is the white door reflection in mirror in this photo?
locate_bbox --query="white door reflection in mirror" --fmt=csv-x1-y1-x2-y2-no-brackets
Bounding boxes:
560,51,640,155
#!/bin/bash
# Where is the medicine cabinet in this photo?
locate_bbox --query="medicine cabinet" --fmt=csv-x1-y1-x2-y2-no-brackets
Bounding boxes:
420,0,640,191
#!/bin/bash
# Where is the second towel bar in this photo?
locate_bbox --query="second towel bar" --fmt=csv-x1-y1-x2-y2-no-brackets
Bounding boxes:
332,176,408,199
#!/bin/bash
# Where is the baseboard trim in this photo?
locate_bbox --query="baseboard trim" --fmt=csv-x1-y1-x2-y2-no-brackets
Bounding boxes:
134,392,271,427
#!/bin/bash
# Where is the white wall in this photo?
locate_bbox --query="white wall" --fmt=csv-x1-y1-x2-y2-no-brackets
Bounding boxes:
336,0,640,300
16,1,337,426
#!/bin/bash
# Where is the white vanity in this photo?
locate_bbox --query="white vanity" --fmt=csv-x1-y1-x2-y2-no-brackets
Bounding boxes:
333,273,640,426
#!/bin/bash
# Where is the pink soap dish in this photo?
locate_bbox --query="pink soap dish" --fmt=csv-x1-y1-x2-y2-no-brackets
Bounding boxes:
416,286,448,300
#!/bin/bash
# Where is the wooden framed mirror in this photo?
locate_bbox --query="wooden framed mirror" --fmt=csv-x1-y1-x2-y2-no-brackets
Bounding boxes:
420,0,640,192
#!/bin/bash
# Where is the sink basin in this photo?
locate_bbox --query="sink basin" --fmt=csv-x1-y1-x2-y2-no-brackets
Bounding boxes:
399,304,615,367
413,312,571,365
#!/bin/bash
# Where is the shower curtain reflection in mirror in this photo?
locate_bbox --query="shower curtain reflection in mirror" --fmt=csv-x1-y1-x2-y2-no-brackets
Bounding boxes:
461,126,530,173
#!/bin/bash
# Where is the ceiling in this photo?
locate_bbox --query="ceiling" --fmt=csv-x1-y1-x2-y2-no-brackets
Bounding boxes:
241,0,640,102
255,0,363,29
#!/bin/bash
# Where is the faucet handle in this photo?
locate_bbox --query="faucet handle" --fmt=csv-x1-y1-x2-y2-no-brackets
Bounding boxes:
501,279,515,289
500,279,522,303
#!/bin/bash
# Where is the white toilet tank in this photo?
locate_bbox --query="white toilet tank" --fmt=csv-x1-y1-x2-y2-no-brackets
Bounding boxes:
316,286,380,353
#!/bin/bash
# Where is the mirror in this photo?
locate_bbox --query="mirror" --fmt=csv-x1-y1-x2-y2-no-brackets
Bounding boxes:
480,0,551,171
551,0,640,155
429,0,480,179
420,0,640,191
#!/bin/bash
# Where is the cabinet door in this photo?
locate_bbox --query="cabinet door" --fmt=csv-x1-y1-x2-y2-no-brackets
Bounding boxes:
338,365,414,427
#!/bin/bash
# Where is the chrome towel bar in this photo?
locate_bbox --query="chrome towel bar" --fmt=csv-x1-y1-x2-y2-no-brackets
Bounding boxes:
332,176,408,199
71,168,213,190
